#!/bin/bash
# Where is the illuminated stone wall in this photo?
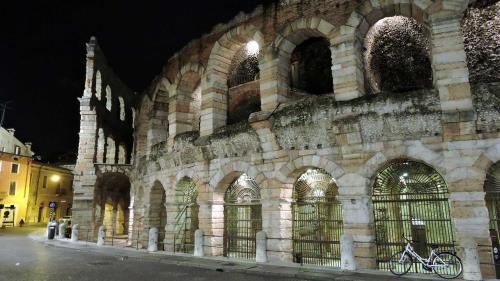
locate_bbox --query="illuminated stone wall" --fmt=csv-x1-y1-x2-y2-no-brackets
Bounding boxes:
73,0,500,279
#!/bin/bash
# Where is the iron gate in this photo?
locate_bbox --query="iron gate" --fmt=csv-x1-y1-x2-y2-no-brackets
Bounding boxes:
224,203,262,259
292,168,343,267
223,174,262,259
485,160,500,275
373,160,455,274
174,204,199,253
292,201,343,266
174,178,199,253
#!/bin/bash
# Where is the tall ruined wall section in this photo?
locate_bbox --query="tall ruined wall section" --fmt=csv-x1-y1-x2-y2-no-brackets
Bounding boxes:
73,37,136,238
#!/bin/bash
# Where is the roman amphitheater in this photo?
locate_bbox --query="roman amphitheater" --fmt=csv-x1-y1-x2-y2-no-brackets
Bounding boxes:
71,0,500,279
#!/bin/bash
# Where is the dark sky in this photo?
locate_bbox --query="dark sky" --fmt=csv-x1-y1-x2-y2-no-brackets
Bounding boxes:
0,0,275,162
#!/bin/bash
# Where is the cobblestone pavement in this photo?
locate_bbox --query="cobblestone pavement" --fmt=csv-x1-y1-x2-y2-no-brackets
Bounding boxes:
0,226,439,281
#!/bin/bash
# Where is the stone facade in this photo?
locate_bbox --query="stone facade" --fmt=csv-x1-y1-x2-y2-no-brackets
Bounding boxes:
72,0,500,279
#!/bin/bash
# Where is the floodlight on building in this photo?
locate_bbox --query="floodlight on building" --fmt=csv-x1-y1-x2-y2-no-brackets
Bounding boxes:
246,40,259,56
51,175,60,182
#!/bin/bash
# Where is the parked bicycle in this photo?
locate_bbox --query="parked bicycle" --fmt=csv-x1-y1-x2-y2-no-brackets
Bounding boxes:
389,237,463,279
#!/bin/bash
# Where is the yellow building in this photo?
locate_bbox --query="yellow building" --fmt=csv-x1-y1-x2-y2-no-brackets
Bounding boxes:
0,126,74,226
26,163,74,224
0,127,34,227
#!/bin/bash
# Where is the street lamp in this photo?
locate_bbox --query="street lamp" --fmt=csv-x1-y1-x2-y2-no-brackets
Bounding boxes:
51,175,60,182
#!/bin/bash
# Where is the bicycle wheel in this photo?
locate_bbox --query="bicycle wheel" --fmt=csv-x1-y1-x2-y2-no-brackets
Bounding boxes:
389,251,413,276
432,252,463,279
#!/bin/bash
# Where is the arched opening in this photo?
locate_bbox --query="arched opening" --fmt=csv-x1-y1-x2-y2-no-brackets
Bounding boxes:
290,37,333,96
364,16,432,94
149,89,169,149
176,72,202,132
95,71,102,100
485,161,500,277
227,41,261,125
372,160,455,274
292,168,342,267
105,85,112,111
173,177,199,253
149,182,167,251
94,172,131,246
223,174,262,259
118,96,125,121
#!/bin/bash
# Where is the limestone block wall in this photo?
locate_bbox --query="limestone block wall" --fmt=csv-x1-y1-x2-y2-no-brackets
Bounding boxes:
72,0,500,279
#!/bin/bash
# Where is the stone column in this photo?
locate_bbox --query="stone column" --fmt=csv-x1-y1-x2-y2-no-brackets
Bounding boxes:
148,227,159,252
71,224,79,242
200,75,227,137
194,229,204,257
198,201,224,256
97,225,106,246
96,128,105,163
168,95,193,137
259,46,289,111
105,137,116,164
461,238,482,281
261,180,293,263
330,23,365,101
256,231,268,263
164,203,178,252
338,173,377,270
430,15,475,141
341,234,356,271
58,223,66,239
118,144,126,164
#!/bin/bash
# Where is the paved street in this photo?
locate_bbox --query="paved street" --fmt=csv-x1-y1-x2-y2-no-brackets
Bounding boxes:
0,226,433,281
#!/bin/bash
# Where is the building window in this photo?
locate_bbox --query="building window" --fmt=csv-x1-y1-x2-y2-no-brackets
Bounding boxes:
9,181,16,196
11,163,19,174
14,145,21,155
43,176,47,188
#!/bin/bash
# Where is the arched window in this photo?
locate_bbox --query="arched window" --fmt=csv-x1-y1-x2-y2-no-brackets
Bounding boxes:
364,16,432,94
227,41,261,125
372,160,455,274
105,86,112,111
224,174,262,259
292,168,342,267
118,97,125,121
289,37,333,95
95,71,102,100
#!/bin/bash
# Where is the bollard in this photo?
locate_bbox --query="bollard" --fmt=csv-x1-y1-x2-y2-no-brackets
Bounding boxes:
256,231,267,263
58,223,66,239
148,227,158,252
46,221,51,237
461,238,482,281
194,229,204,257
97,225,106,246
341,234,356,271
71,224,79,242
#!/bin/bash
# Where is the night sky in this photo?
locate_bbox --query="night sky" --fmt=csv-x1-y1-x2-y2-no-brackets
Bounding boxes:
0,0,275,162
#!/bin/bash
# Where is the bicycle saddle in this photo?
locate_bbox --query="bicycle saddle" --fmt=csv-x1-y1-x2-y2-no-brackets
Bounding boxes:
430,243,439,249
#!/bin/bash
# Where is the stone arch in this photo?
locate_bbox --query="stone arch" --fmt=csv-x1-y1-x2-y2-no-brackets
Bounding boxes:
171,63,205,134
148,77,171,151
171,169,206,198
263,17,337,109
143,180,167,248
201,24,264,136
335,0,471,107
209,161,266,195
276,155,345,185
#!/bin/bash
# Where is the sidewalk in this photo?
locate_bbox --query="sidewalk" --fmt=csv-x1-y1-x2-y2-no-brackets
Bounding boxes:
28,232,445,281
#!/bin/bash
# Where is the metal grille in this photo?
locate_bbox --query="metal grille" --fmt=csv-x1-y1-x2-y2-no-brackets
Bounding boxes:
292,168,343,267
485,161,500,244
373,160,456,273
174,178,199,254
224,174,262,259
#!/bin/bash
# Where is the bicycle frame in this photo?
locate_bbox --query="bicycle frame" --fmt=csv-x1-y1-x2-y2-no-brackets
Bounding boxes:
399,242,450,269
